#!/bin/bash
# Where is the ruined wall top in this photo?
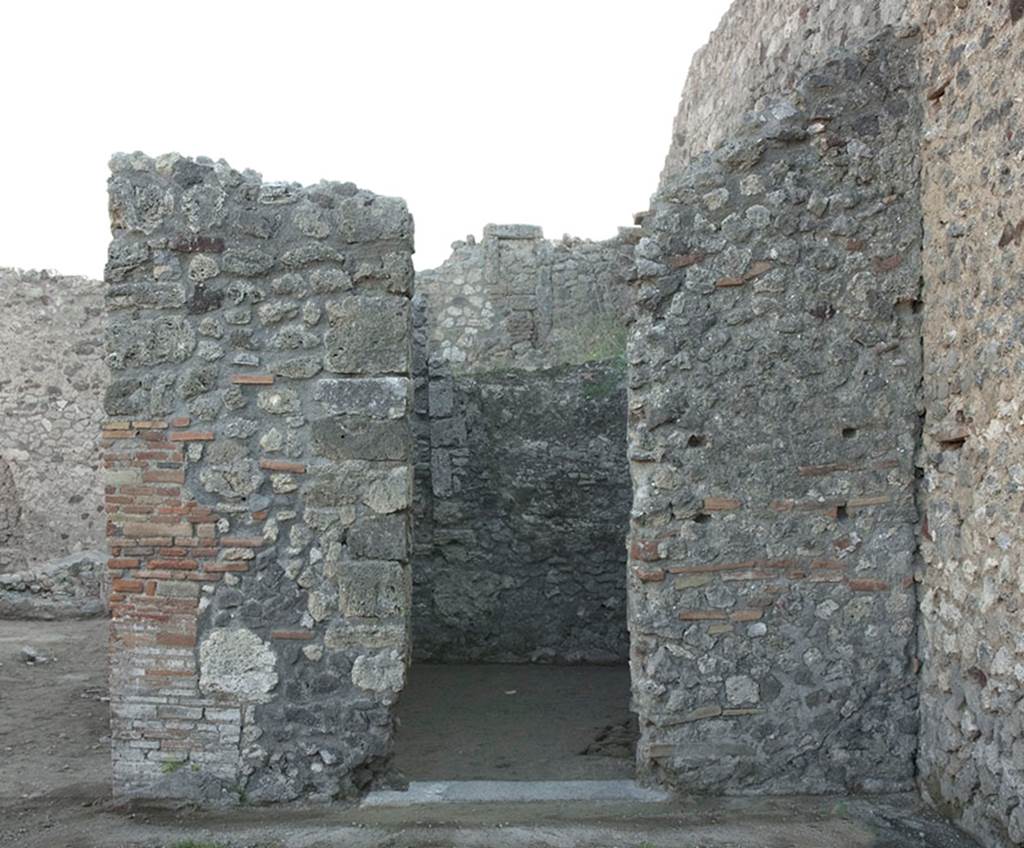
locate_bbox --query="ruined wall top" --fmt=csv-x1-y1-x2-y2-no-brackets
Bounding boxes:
661,0,915,185
416,224,637,372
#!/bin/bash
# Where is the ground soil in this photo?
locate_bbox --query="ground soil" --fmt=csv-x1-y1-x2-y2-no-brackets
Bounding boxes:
394,664,636,780
0,619,983,848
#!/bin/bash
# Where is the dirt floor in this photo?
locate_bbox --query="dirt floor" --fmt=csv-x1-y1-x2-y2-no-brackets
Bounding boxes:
0,619,984,848
393,664,636,780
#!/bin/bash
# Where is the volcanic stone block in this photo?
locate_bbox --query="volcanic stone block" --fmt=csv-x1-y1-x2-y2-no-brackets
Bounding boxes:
314,377,409,419
323,295,410,374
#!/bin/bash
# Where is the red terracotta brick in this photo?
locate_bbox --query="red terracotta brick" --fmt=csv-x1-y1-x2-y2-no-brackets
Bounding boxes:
846,495,891,509
703,497,741,511
679,610,729,621
259,459,307,474
872,254,904,272
798,463,852,476
669,560,758,575
144,469,186,484
231,374,275,385
204,562,249,573
743,260,773,280
168,431,215,442
668,253,705,269
630,540,663,562
156,632,196,648
149,559,199,570
123,521,192,538
219,536,264,548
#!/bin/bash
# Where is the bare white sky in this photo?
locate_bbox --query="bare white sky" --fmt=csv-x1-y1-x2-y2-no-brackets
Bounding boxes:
1,0,731,277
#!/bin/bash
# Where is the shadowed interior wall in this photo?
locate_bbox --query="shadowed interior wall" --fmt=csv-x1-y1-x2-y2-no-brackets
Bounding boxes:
412,227,635,663
103,153,414,802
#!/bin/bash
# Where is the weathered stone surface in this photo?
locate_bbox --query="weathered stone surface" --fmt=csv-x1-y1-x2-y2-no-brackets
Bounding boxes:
103,153,414,804
915,3,1024,847
314,378,409,419
30,4,1020,832
351,649,405,695
199,628,278,702
417,226,635,371
310,418,409,462
348,514,408,561
337,561,410,619
629,29,922,796
364,466,412,514
0,270,108,573
660,0,916,177
412,229,635,664
413,359,631,664
323,295,410,374
0,551,107,619
0,459,19,551
107,316,197,369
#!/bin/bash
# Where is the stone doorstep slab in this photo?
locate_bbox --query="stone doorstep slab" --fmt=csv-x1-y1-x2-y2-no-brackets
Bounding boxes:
362,780,672,807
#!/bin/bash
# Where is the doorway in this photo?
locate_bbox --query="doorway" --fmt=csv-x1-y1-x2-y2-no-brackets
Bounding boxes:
398,335,634,781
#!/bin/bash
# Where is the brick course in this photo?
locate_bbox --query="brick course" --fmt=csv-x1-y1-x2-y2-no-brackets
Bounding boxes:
103,153,414,802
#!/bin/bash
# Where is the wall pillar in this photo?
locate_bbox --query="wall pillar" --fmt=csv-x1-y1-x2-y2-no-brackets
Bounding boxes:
103,153,414,802
627,29,924,793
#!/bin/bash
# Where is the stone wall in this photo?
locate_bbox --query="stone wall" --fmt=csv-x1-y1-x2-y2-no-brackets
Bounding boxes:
628,29,923,794
916,2,1024,846
413,357,631,664
0,458,19,554
0,269,107,572
0,551,106,619
413,227,635,663
103,152,415,802
660,0,913,180
417,226,635,371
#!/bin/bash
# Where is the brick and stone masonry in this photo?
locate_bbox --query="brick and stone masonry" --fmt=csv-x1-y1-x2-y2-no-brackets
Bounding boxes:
627,28,924,794
84,3,1024,844
103,153,414,802
657,3,1024,843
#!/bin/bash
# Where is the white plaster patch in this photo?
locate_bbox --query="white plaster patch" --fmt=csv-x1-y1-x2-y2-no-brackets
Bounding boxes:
199,627,278,702
351,649,405,693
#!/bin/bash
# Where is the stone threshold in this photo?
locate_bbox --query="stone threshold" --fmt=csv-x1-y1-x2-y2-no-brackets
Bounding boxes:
362,780,672,806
